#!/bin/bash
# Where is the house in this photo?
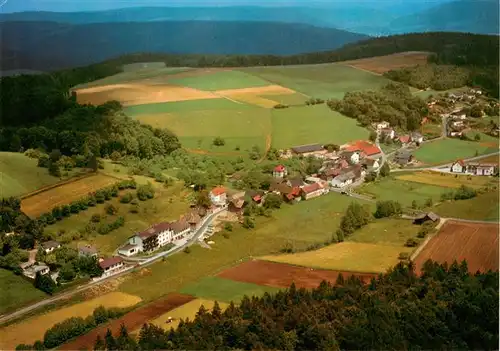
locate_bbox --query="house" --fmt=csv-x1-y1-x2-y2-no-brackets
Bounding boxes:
451,120,465,128
398,135,411,145
301,182,325,200
290,144,325,157
467,163,497,176
99,256,125,277
78,245,98,258
411,132,424,144
228,197,246,214
273,165,287,178
284,187,302,202
287,177,305,188
413,212,440,225
344,140,382,160
449,131,463,138
381,128,395,140
169,219,191,241
330,171,356,188
451,110,467,119
362,158,380,172
341,151,360,165
451,160,466,173
246,190,265,205
184,210,202,230
376,121,390,130
394,150,413,165
209,186,227,207
41,241,61,254
21,262,50,279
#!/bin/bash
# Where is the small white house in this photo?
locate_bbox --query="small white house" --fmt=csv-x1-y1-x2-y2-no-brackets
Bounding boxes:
79,245,98,258
41,241,61,254
22,262,50,279
470,164,496,176
209,187,227,207
451,160,466,173
376,121,390,131
342,151,360,165
411,132,424,144
330,172,356,188
99,257,124,277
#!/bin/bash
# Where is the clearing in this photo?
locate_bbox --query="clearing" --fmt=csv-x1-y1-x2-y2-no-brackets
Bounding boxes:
180,276,281,303
413,220,499,274
434,191,499,221
218,260,377,288
168,70,271,91
59,293,193,351
0,269,46,315
347,218,422,247
413,138,498,164
342,51,430,74
396,170,496,189
0,292,141,350
260,242,413,274
0,152,62,198
21,173,119,218
271,104,369,148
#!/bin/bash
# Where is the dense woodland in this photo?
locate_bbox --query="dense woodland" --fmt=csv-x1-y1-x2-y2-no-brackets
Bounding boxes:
327,83,428,131
86,261,499,350
384,64,471,90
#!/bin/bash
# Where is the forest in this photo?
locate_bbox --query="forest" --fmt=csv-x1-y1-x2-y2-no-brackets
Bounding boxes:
327,82,428,131
82,261,499,351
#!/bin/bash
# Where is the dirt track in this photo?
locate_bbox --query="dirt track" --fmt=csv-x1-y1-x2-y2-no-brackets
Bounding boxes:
59,293,194,350
217,260,377,289
413,221,499,274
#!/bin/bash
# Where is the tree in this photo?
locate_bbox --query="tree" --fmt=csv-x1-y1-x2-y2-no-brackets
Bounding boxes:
369,131,377,142
411,200,418,209
474,133,481,141
34,272,56,295
374,200,402,218
338,202,371,236
425,197,434,207
379,163,390,177
104,329,118,351
213,137,225,146
263,193,283,209
49,149,62,163
196,190,212,209
59,264,76,282
242,216,255,229
105,204,118,215
88,154,98,172
136,184,155,201
48,161,61,177
94,335,106,351
110,151,121,161
116,323,137,350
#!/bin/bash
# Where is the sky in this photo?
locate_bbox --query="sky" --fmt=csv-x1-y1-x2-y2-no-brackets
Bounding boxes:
0,0,453,13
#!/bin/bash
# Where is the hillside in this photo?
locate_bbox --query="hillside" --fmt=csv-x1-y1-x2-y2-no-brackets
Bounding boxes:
0,20,368,71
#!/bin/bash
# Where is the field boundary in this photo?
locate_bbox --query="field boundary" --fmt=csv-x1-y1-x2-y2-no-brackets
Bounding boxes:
410,217,447,261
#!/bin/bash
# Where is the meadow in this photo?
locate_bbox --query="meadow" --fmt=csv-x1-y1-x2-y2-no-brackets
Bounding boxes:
346,218,421,247
434,191,499,221
396,171,496,189
242,64,392,100
0,152,62,198
168,70,271,91
270,104,369,148
260,92,308,106
413,138,498,164
0,269,47,315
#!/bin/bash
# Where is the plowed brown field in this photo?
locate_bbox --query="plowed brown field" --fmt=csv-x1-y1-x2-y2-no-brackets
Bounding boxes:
59,293,194,351
414,221,499,274
217,260,377,289
343,52,430,74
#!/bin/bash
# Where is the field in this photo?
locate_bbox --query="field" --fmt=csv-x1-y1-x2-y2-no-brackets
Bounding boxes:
413,221,499,274
270,104,369,148
474,154,499,164
44,182,191,255
180,276,281,302
434,191,499,221
0,152,63,198
0,269,47,315
243,64,392,100
347,218,421,246
168,70,271,91
59,293,193,351
396,170,496,189
20,173,119,218
218,260,378,288
0,292,141,350
413,138,498,164
342,52,430,74
260,92,308,106
260,242,413,274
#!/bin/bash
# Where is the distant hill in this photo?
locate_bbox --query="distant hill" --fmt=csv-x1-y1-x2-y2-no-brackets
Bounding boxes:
0,21,368,71
390,0,500,35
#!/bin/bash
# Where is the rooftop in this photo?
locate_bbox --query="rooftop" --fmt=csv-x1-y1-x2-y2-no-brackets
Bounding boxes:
79,245,98,254
302,182,322,194
99,256,123,270
41,241,60,249
345,140,381,156
291,143,323,154
274,165,286,172
211,186,226,196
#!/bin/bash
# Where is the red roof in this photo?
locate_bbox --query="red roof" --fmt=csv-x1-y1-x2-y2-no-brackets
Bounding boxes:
99,256,123,270
274,165,286,172
211,186,226,196
345,140,381,156
399,135,411,144
253,195,262,202
456,159,465,166
302,183,322,194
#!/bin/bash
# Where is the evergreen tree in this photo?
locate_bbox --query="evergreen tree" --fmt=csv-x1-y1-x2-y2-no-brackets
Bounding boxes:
104,329,117,351
93,335,105,351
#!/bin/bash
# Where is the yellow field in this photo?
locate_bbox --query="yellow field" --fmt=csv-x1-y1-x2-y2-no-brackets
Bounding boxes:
396,171,495,189
0,292,141,349
131,299,229,334
215,85,297,108
260,242,412,273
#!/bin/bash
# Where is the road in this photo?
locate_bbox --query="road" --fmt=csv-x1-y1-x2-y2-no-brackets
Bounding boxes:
0,208,225,326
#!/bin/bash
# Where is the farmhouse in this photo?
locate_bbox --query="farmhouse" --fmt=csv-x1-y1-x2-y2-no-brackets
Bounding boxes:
381,128,395,140
41,241,61,254
21,262,50,279
330,171,356,188
451,160,466,173
287,177,305,188
413,212,440,225
246,190,265,205
290,144,325,157
340,151,360,165
362,158,380,171
394,150,413,165
79,245,98,258
467,163,497,176
398,135,411,145
210,186,227,207
301,183,325,200
345,140,382,160
99,256,124,277
273,165,287,178
228,191,246,214
411,132,424,144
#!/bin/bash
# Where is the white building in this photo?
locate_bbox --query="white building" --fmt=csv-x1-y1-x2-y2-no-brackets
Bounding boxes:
330,172,356,188
41,241,61,254
209,186,227,207
99,257,125,277
79,245,98,258
21,262,50,279
450,160,465,173
411,132,424,144
381,128,395,140
376,121,390,131
273,165,287,178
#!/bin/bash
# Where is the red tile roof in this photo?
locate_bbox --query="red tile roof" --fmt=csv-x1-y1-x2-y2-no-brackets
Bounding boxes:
211,186,226,196
99,256,123,270
399,135,411,144
302,183,322,194
345,140,381,156
274,165,286,172
456,159,465,166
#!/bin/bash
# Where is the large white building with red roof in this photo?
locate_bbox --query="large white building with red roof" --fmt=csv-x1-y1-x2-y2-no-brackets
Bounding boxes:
344,140,382,160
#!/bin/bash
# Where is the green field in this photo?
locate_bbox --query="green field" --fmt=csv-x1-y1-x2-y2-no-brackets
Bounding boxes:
347,218,421,246
0,269,47,315
260,93,308,106
271,104,369,148
434,191,499,221
414,138,498,164
0,152,62,198
168,70,271,91
180,276,280,303
118,192,372,301
465,131,499,145
242,64,392,100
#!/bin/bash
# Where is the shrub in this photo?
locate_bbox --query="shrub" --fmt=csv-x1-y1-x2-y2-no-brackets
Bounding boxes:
136,184,155,201
120,193,134,204
183,247,191,254
398,252,410,260
222,232,230,239
374,200,402,218
242,217,255,229
213,137,225,146
405,238,419,247
105,204,118,215
274,104,289,109
224,222,233,232
91,214,101,223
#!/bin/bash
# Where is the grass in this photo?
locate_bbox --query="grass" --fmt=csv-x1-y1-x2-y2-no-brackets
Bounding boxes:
413,138,498,164
396,171,497,189
117,192,372,301
260,242,412,274
168,70,271,91
0,152,62,198
434,191,499,221
0,269,47,315
44,182,191,255
465,131,499,145
271,104,369,148
260,93,308,106
242,64,392,100
180,276,280,303
0,292,141,350
347,218,421,247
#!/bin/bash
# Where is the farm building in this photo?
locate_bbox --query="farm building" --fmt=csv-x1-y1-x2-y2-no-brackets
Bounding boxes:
381,128,395,139
340,151,361,165
290,144,325,157
246,190,265,205
209,186,227,207
411,132,424,144
344,140,382,160
99,257,124,277
79,245,98,258
21,262,50,279
330,171,356,188
394,150,413,165
228,192,246,214
413,212,440,225
41,241,61,254
450,161,497,175
301,182,325,200
375,121,390,130
398,135,411,145
273,165,287,178
362,158,380,172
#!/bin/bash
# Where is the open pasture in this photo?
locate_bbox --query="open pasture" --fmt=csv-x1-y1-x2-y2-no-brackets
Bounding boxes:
180,276,280,303
475,154,499,165
218,260,377,288
396,170,495,189
168,70,271,91
261,92,308,106
242,64,392,99
342,51,430,74
0,152,62,198
434,191,499,221
0,269,46,316
271,104,369,149
347,218,421,247
59,293,193,351
413,221,499,274
21,173,118,218
413,138,498,164
0,292,141,350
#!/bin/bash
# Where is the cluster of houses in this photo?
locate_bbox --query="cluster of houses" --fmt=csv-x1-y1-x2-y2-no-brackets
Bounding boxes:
375,121,424,146
442,108,470,138
450,160,498,176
